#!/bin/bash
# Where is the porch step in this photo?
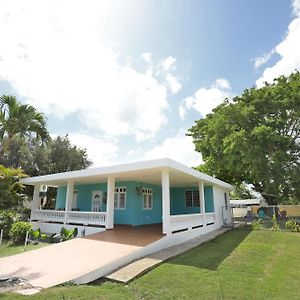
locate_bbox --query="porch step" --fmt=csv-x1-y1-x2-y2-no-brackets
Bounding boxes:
105,227,231,283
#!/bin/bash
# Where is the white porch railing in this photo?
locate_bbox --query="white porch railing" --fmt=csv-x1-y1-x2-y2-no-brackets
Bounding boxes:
31,210,65,223
170,213,204,232
31,210,107,227
66,211,106,226
205,212,215,224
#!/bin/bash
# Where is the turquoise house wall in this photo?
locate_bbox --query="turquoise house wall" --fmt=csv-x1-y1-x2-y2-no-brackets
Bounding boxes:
55,182,214,223
170,186,214,215
55,181,162,226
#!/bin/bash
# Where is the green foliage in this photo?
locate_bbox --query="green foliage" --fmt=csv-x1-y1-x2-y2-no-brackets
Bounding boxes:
18,206,31,221
0,210,18,239
188,72,300,204
285,218,300,232
9,221,32,244
251,219,261,230
60,227,78,241
271,215,280,231
0,165,27,209
0,135,92,177
230,183,256,199
0,95,49,142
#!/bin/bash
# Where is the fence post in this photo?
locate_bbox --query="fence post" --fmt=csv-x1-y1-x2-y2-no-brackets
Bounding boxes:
24,230,29,248
0,229,3,245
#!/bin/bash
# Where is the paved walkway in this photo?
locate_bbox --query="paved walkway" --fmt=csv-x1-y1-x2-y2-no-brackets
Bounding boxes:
0,225,163,289
106,227,231,283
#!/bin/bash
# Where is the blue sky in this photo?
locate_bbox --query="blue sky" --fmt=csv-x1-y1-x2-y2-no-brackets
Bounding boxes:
0,0,299,167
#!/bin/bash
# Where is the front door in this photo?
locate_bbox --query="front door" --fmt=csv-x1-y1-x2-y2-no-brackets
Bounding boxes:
91,190,103,212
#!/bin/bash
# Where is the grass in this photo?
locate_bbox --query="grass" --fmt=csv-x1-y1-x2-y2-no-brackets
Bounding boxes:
0,241,48,258
1,228,299,299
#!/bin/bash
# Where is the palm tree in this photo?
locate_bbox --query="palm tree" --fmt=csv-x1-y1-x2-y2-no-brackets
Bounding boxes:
0,95,49,142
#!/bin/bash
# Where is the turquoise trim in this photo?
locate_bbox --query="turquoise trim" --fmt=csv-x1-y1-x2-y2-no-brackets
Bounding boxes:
204,186,214,213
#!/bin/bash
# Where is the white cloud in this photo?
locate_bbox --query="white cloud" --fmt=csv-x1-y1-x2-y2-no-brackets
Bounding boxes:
67,132,119,167
141,52,152,63
0,1,180,141
256,0,300,86
162,56,176,71
144,131,202,167
253,49,275,69
179,78,232,119
165,73,182,94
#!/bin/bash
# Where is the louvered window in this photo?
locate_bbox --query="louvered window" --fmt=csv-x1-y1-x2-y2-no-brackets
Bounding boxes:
185,190,200,208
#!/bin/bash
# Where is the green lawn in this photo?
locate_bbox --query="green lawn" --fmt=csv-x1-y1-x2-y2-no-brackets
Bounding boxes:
0,241,48,258
1,229,300,299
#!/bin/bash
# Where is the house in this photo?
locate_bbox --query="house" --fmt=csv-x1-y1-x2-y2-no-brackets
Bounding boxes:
23,158,233,243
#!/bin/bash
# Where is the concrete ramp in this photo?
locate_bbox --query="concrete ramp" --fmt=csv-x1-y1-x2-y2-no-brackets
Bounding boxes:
0,225,163,288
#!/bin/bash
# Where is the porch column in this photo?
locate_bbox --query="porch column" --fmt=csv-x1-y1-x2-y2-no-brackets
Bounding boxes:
161,169,171,235
31,184,41,220
199,181,207,228
106,176,115,229
65,181,74,224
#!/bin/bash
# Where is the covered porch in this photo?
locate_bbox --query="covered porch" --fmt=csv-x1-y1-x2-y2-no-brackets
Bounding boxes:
25,159,229,236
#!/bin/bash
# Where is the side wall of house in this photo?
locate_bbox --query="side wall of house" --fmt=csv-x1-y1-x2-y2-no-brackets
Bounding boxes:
212,186,232,228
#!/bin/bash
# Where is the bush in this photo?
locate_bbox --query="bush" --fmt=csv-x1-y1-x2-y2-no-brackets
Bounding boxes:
0,210,18,239
9,221,32,244
60,227,78,241
285,218,300,232
251,219,261,230
18,207,31,221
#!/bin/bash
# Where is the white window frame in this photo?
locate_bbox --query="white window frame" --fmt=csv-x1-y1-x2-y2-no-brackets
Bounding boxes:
114,187,126,210
142,188,153,210
185,190,200,208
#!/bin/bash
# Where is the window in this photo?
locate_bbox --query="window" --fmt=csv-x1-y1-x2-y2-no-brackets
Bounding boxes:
143,188,153,210
224,192,228,209
185,190,200,208
114,187,126,209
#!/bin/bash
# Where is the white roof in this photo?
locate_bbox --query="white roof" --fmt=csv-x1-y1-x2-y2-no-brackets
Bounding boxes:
230,199,261,205
22,158,233,189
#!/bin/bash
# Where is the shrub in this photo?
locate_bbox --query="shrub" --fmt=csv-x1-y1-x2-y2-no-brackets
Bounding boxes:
0,210,18,239
271,215,280,232
9,221,32,244
285,218,300,232
60,227,78,241
19,207,31,221
251,219,261,230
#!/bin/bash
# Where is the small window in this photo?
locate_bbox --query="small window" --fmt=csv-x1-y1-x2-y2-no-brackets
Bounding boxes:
224,192,228,209
114,187,126,209
142,188,153,210
185,190,200,208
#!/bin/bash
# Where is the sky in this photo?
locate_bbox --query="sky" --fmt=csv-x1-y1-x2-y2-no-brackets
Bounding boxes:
0,0,299,168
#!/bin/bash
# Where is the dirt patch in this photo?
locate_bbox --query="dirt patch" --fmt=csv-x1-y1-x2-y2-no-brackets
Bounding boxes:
0,276,41,295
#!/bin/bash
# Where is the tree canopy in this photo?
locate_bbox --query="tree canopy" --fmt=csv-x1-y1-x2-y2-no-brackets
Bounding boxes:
188,72,300,204
0,165,26,210
0,95,49,142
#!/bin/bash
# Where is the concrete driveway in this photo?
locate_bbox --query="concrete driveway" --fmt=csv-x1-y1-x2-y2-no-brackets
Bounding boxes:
0,225,163,288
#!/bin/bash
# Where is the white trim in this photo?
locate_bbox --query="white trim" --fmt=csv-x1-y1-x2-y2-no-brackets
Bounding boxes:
22,158,233,190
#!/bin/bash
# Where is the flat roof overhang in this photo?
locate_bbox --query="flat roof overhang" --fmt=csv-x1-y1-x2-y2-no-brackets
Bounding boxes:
21,158,233,190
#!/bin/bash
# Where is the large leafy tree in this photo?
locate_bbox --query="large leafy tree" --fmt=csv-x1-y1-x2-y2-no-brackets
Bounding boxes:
0,95,49,142
188,72,300,205
0,165,27,209
0,135,92,175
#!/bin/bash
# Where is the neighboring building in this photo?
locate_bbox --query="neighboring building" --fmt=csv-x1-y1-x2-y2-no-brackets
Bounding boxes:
230,198,267,207
23,158,233,240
